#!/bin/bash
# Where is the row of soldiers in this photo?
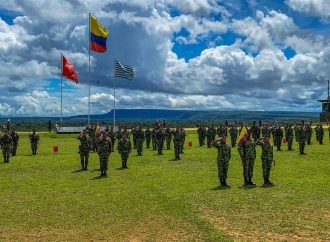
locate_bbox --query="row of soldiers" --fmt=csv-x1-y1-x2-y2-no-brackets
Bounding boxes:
77,124,187,176
0,128,39,162
198,122,328,154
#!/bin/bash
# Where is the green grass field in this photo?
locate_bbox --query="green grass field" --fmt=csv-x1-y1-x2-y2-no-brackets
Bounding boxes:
0,131,329,241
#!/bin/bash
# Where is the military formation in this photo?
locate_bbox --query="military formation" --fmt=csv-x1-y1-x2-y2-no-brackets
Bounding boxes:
1,120,329,188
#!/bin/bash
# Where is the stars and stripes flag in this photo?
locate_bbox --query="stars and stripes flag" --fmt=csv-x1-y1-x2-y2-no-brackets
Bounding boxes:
114,59,134,80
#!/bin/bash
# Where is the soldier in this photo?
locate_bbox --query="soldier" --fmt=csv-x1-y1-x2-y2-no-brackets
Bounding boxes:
156,128,165,155
145,128,151,148
316,124,324,144
229,124,238,147
131,127,137,149
172,126,183,160
274,126,283,151
180,127,186,153
256,135,275,185
261,124,272,137
294,124,299,142
212,135,231,187
47,120,52,132
29,129,40,155
116,127,122,141
122,127,130,139
206,126,214,148
238,132,256,186
117,133,132,169
106,126,116,152
165,127,172,150
151,128,157,150
305,124,313,145
0,130,12,163
217,123,227,137
97,132,112,177
285,124,294,151
249,121,261,141
88,124,96,152
297,124,307,155
77,130,91,170
135,126,145,156
11,128,19,156
197,125,205,146
6,119,11,131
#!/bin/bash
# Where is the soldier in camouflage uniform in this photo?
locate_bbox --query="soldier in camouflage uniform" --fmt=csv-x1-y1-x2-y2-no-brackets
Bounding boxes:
88,125,96,152
229,124,238,147
106,126,116,152
217,124,227,137
197,125,205,146
156,128,165,155
316,124,324,144
97,132,112,177
274,126,283,151
180,127,186,153
294,124,299,142
116,127,122,141
165,127,172,150
249,121,260,141
135,126,145,156
131,127,137,149
212,135,231,187
10,128,19,156
151,128,157,150
117,133,132,169
285,124,294,151
297,125,307,155
261,124,272,137
77,130,91,170
0,130,13,163
29,129,40,155
172,126,183,160
238,133,256,186
206,126,216,148
305,124,313,145
145,128,151,148
256,135,274,185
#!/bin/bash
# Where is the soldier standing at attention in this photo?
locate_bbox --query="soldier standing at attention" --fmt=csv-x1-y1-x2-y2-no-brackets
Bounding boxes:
10,128,19,156
97,132,112,177
297,124,307,155
47,120,52,132
135,126,145,156
238,132,257,186
250,121,260,141
180,127,186,154
77,130,91,170
88,125,96,152
151,128,157,150
206,126,213,148
106,126,116,152
305,124,313,145
172,126,183,160
145,128,151,148
316,124,324,144
117,133,132,169
131,127,137,149
156,127,165,155
0,130,13,163
274,125,283,151
229,124,238,147
29,129,40,155
197,125,204,146
256,135,275,185
285,124,294,151
212,135,231,187
165,127,172,150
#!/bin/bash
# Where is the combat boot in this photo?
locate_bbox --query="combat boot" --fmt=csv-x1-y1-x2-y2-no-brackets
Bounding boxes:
248,177,256,186
81,161,84,170
223,179,230,187
266,178,273,185
244,177,249,186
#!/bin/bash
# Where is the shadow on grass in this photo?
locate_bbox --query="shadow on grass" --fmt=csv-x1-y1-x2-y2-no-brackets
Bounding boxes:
238,184,257,190
116,167,128,170
169,158,181,161
91,175,107,180
211,186,231,190
260,184,275,188
71,169,84,173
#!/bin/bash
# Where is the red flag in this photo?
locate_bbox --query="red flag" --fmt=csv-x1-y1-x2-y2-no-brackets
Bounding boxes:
62,55,79,83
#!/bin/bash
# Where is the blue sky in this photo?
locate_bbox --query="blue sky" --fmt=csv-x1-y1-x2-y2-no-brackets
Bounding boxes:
0,0,330,116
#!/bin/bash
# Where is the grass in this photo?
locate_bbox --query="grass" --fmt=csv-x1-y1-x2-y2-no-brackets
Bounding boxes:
0,130,329,241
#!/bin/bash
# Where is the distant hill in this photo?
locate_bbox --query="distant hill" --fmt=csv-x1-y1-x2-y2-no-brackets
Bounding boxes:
67,109,319,122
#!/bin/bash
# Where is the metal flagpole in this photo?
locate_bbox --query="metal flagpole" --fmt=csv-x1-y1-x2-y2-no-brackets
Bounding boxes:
88,12,91,125
60,53,63,127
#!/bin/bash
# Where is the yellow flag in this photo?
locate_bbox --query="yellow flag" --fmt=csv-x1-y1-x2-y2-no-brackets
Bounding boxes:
238,126,248,141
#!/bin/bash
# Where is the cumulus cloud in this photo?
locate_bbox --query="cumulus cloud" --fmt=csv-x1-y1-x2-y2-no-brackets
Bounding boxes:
286,0,330,19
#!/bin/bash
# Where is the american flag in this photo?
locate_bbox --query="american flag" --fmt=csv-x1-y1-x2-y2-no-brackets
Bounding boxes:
114,59,134,80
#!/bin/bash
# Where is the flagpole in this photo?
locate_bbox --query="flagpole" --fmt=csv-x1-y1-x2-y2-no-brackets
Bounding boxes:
60,53,63,127
88,12,91,126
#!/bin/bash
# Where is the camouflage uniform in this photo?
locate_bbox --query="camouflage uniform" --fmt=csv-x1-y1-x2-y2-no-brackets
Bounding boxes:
316,125,324,144
0,133,12,163
11,130,19,156
238,135,256,185
131,128,137,149
106,127,116,152
274,127,283,151
77,133,91,170
29,132,40,155
135,128,145,156
197,126,205,146
88,127,96,152
180,128,186,153
165,127,172,150
156,128,165,155
229,126,238,147
145,128,151,148
285,126,294,150
305,125,313,145
256,137,274,185
97,135,112,176
151,128,157,150
117,136,132,168
212,139,231,187
206,127,215,148
297,126,306,155
172,128,183,159
217,125,227,137
261,126,272,137
249,122,261,141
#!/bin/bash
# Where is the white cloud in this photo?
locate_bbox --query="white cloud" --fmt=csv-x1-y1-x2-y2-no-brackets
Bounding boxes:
286,0,330,18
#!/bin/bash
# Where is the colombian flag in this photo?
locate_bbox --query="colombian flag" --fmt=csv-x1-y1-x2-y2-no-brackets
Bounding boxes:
90,15,109,53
